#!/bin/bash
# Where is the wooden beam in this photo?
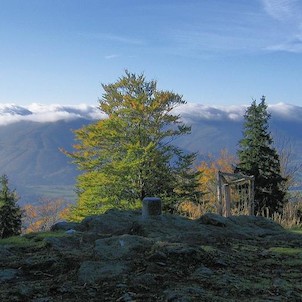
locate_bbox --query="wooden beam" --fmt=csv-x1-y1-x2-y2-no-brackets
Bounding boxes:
225,184,231,217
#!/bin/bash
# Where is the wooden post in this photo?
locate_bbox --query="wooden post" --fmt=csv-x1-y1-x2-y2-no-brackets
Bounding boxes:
217,171,255,217
217,172,223,216
224,184,231,217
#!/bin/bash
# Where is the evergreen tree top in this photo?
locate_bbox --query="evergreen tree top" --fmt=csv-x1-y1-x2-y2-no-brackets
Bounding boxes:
237,96,286,215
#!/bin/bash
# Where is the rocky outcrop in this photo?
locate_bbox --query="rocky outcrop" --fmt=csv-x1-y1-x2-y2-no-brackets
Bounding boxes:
1,210,302,301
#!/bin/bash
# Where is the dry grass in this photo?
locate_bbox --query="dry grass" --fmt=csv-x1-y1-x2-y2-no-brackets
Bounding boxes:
271,200,302,229
178,197,302,230
177,201,205,219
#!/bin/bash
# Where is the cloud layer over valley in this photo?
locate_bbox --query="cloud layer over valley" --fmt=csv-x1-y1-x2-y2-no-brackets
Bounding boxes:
0,102,301,126
0,103,104,126
0,100,301,203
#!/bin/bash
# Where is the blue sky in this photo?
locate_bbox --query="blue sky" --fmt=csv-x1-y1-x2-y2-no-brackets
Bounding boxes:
1,0,302,106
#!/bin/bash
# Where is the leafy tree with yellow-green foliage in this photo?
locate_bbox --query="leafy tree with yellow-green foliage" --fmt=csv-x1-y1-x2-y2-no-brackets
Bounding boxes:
65,71,201,221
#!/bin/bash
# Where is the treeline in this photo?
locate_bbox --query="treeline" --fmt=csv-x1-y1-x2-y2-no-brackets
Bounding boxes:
64,72,290,221
0,175,69,238
1,71,301,238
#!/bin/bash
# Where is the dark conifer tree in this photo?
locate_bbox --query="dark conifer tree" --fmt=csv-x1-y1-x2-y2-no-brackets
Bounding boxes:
0,175,22,238
237,97,286,215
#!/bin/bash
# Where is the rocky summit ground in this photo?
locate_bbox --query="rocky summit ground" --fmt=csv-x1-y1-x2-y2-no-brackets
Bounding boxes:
0,210,302,301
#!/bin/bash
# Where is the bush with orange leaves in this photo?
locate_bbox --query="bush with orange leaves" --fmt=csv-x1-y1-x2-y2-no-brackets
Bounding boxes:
178,149,237,219
22,198,70,233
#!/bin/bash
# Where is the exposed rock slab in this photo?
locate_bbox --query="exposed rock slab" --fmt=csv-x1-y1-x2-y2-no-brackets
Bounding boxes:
1,209,301,301
78,261,130,284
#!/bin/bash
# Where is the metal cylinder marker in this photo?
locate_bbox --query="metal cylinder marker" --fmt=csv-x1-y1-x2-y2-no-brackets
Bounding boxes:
142,197,162,218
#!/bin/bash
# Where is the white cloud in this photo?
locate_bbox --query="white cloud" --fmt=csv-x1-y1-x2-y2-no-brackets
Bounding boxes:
175,102,302,123
266,31,302,53
167,1,302,56
0,102,301,126
79,32,144,46
0,103,104,126
261,0,299,21
104,54,120,60
260,0,302,53
268,102,302,121
174,103,246,122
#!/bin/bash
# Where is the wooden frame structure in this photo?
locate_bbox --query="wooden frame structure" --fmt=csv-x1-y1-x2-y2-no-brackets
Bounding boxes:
217,171,254,217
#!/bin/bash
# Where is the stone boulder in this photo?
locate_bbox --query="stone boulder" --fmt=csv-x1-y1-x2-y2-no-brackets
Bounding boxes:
78,261,130,284
94,234,154,261
79,209,140,235
50,221,81,232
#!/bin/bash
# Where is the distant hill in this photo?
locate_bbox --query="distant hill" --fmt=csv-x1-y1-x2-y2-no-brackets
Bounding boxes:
0,119,91,204
0,103,301,204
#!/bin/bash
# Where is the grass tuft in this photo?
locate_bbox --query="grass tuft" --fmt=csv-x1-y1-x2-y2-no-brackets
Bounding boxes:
0,230,66,248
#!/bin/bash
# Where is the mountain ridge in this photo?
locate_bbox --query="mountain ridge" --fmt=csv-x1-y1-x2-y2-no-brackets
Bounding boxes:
0,103,301,204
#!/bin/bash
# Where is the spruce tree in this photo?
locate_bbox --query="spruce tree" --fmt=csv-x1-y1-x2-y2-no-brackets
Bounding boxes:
66,71,201,220
236,97,286,215
0,175,22,238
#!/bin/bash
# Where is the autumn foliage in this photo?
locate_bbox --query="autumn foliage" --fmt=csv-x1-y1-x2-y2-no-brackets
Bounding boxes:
199,149,237,211
23,198,68,233
178,149,237,218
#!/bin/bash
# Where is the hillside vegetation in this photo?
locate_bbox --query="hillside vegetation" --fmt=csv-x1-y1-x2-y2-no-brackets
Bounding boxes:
0,116,301,205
